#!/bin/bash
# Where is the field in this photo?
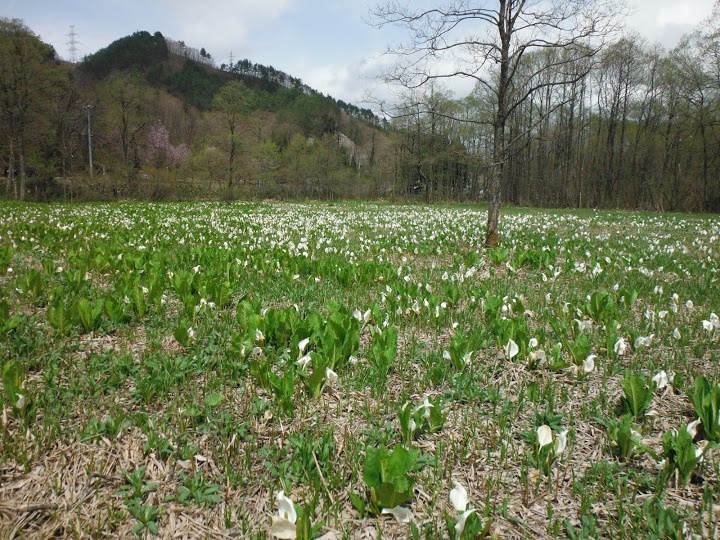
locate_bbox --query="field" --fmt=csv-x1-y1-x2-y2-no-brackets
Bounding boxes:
1,201,719,539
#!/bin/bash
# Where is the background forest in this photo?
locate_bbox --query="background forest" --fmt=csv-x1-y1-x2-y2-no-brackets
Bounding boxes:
2,15,720,212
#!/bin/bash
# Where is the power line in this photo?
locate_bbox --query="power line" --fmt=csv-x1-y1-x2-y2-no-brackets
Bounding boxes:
66,25,81,63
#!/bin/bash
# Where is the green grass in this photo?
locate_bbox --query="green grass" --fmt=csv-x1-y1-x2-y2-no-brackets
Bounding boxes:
1,201,719,538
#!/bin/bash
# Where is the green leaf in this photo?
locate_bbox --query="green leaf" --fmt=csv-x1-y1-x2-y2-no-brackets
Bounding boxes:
350,492,366,517
621,372,653,420
204,392,223,409
363,444,417,510
2,360,23,409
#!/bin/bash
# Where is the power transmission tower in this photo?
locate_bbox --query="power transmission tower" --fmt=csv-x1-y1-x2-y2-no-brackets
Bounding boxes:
228,50,234,69
66,25,81,63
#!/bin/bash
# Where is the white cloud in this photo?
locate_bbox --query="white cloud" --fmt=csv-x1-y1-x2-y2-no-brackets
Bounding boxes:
159,0,293,58
626,0,715,47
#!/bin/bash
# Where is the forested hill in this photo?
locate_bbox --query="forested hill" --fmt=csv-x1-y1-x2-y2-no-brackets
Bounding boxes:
1,20,396,203
79,30,379,123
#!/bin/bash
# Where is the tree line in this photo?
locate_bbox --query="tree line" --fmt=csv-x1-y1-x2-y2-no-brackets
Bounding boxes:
378,4,720,214
3,11,720,213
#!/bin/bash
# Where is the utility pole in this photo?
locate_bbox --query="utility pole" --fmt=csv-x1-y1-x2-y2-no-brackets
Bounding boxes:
84,105,95,177
66,25,81,63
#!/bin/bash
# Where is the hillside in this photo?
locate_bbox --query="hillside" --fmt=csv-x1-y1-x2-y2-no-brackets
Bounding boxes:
79,31,379,123
0,21,398,202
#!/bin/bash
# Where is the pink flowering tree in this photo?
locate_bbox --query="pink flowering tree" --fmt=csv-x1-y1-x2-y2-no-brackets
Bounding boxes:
146,121,188,168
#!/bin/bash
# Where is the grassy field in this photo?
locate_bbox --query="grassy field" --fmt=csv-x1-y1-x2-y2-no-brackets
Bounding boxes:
1,201,719,539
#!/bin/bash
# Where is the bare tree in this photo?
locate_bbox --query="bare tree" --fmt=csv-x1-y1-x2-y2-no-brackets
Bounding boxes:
371,0,625,246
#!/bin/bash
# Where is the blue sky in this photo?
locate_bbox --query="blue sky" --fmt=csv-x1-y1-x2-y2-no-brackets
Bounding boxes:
2,0,716,107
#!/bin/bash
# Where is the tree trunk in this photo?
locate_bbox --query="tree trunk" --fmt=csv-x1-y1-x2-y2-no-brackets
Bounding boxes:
19,146,26,201
6,138,15,196
486,120,505,247
485,5,509,248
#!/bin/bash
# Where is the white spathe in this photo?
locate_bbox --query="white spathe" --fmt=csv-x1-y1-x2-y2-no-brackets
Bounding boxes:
504,339,519,360
450,482,468,513
381,506,413,523
537,425,553,449
270,491,297,539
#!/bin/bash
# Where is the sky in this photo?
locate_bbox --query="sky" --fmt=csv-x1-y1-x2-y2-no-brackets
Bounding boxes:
1,0,716,108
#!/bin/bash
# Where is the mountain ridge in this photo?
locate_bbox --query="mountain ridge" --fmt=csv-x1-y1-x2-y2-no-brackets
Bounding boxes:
79,30,380,125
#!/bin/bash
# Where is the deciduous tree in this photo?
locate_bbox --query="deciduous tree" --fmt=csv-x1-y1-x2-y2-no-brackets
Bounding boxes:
371,0,625,245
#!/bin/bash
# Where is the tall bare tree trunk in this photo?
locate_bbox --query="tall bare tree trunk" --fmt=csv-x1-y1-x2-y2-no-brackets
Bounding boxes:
486,120,505,247
5,138,15,196
485,2,510,248
19,147,25,201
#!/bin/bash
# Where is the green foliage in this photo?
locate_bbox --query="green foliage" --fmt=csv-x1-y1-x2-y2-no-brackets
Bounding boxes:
117,467,157,502
362,444,418,511
80,31,168,78
687,376,720,442
319,304,361,370
46,297,77,335
584,291,616,323
172,473,222,506
595,414,649,461
294,503,325,540
174,320,194,348
620,372,655,420
446,511,493,540
565,333,592,365
368,325,398,394
0,298,21,334
17,269,45,305
74,298,104,333
661,428,707,487
303,353,330,398
487,247,509,265
640,498,689,540
2,359,30,419
268,368,296,415
446,332,476,371
0,244,13,274
398,397,445,446
166,59,227,109
127,501,160,536
81,413,131,442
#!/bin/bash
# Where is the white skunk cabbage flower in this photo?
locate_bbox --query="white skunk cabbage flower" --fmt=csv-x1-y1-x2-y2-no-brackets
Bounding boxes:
554,429,568,456
652,371,668,390
450,482,468,513
687,419,701,438
450,483,476,537
381,506,413,523
325,367,338,385
270,491,297,539
504,339,519,360
255,329,265,343
537,425,553,449
613,337,627,356
415,397,434,420
295,354,312,369
455,509,477,537
696,440,710,460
